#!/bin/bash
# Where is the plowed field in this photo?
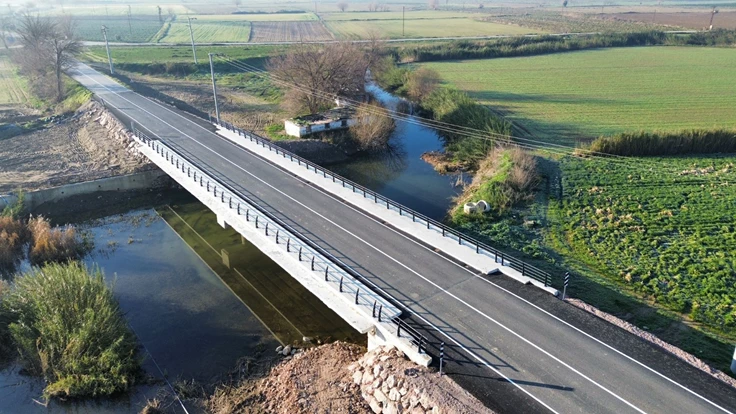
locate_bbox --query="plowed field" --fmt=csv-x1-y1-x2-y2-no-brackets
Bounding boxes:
250,21,333,42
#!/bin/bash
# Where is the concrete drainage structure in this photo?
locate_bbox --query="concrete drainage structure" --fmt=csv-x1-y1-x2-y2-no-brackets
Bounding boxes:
131,131,432,367
463,200,490,214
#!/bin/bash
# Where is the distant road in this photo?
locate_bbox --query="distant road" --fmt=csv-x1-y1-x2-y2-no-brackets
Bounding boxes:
82,30,698,47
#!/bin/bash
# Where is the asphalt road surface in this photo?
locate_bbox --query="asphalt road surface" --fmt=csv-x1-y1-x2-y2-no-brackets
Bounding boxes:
69,62,736,414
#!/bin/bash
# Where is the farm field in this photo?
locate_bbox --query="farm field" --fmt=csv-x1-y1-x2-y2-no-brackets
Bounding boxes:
0,55,30,106
321,10,474,20
549,154,736,331
38,4,192,16
488,10,672,33
75,16,164,43
604,11,736,30
325,18,538,39
419,47,736,144
193,12,318,22
250,21,333,42
159,20,252,43
84,45,282,65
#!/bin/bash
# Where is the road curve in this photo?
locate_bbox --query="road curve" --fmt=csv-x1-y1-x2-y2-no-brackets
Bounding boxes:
69,62,736,414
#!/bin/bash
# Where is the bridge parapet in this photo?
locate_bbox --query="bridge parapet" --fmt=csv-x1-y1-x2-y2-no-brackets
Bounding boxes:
130,128,432,366
213,119,557,295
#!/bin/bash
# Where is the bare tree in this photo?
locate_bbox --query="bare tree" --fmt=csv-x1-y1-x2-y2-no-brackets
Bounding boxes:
15,14,81,102
351,103,395,150
336,1,348,12
405,67,440,101
0,16,12,49
268,42,377,114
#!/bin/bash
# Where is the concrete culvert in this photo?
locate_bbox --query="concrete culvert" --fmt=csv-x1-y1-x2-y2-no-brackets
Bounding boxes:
463,202,477,214
476,200,491,212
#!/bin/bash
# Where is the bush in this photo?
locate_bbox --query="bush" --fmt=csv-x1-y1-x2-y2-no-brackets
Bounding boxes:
350,104,395,151
27,216,90,266
421,88,512,167
0,280,12,365
2,262,139,398
0,216,31,272
585,129,736,157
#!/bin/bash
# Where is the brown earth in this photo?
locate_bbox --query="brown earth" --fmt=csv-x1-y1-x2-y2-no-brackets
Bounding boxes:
602,11,736,30
250,21,334,43
0,101,152,194
194,341,494,414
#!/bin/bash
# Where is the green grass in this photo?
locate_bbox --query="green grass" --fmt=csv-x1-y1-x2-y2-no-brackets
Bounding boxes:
419,47,736,144
85,45,282,65
549,155,736,332
1,262,140,399
74,16,164,42
325,18,539,39
0,54,32,106
159,20,252,43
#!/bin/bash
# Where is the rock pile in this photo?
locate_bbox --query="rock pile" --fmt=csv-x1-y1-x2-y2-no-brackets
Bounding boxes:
81,101,150,165
349,345,491,414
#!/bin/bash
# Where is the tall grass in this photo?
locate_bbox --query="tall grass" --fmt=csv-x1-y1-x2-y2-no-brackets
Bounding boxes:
585,129,736,157
27,216,89,266
0,216,31,271
453,147,538,218
420,88,512,167
2,262,139,398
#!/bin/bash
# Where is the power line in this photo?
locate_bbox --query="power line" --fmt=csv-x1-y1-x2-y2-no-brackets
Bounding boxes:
213,54,734,179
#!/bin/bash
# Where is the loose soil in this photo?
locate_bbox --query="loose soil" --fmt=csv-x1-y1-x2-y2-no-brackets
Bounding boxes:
602,11,736,30
0,101,152,194
250,21,334,43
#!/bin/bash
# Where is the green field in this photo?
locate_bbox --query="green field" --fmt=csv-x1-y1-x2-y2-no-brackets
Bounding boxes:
75,17,164,43
84,45,282,65
419,47,736,144
0,54,30,106
326,18,538,39
550,155,736,331
159,20,252,43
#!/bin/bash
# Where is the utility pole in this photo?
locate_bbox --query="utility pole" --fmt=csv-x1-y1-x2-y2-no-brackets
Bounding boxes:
101,25,114,75
187,17,198,64
708,7,718,30
402,6,405,37
127,5,132,36
209,53,220,123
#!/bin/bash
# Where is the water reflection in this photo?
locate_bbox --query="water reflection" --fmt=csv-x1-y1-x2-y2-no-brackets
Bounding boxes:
332,84,464,221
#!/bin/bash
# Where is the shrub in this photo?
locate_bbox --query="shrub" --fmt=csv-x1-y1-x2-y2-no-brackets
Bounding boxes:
350,104,396,151
403,67,440,101
0,279,12,364
1,190,25,219
27,216,90,266
0,216,31,272
2,262,139,398
585,129,736,157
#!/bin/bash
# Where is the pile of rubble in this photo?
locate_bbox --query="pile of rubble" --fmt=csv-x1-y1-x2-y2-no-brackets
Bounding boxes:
349,346,493,414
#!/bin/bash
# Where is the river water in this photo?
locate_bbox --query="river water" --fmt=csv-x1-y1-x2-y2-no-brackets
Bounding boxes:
0,86,459,413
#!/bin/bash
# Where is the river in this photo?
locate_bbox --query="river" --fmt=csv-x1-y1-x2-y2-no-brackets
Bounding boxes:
0,86,459,413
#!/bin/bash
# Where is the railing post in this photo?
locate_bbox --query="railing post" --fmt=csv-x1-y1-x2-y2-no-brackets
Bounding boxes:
265,222,269,236
275,229,279,243
397,320,401,336
355,287,359,304
439,342,445,376
246,210,249,221
378,304,383,322
325,266,329,281
287,238,290,252
339,276,344,292
522,262,526,277
372,300,377,318
255,216,259,228
299,246,302,261
311,256,315,270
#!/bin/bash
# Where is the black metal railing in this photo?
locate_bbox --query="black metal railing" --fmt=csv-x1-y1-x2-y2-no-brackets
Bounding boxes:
213,118,553,287
132,128,431,351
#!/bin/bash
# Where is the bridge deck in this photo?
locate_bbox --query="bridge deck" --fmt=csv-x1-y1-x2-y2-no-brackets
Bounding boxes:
70,63,736,414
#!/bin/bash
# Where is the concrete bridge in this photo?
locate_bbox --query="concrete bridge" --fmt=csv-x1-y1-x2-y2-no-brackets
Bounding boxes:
69,62,736,414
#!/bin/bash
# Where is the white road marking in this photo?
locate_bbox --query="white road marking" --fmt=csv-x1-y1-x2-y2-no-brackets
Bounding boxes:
74,63,734,414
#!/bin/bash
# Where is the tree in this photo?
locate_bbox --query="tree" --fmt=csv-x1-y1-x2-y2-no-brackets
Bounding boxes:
268,41,377,114
15,14,81,102
336,1,348,11
562,0,568,6
428,0,438,9
351,103,395,150
405,67,440,101
157,5,163,23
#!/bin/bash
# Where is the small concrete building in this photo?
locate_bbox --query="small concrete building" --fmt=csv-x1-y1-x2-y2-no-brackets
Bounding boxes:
284,107,357,138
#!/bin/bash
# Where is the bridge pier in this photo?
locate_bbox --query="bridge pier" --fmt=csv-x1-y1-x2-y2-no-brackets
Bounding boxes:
217,215,228,229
